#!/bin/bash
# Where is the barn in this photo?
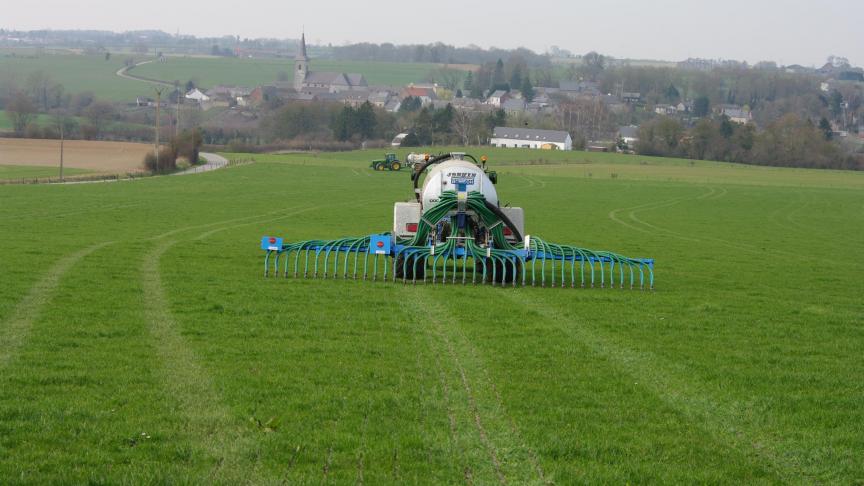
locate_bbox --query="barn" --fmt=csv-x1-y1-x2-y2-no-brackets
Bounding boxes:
490,127,573,150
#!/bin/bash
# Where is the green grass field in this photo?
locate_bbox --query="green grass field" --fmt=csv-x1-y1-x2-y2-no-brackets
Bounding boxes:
0,165,89,180
1,148,862,483
1,48,464,104
0,49,154,101
132,57,461,89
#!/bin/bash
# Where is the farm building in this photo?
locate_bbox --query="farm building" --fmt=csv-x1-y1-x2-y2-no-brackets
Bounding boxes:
618,125,640,146
294,33,367,93
184,89,210,103
490,127,573,150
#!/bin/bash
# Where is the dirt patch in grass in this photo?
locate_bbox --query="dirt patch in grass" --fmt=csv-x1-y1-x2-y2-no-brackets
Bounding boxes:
0,138,151,173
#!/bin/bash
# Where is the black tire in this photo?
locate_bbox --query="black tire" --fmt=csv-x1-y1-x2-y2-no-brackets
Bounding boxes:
390,161,401,171
395,254,426,280
374,163,385,171
477,257,521,284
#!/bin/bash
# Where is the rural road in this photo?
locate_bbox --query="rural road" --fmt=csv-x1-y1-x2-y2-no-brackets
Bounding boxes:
174,153,229,175
115,60,174,88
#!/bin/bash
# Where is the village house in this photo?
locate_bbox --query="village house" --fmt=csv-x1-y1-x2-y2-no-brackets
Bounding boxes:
654,104,676,115
401,86,437,105
486,90,509,107
184,88,210,103
618,125,640,146
490,127,573,150
722,107,752,124
502,98,526,115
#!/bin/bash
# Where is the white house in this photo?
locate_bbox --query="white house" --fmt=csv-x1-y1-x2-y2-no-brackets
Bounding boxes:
722,107,752,124
617,125,640,146
486,90,509,107
185,88,210,103
490,127,572,151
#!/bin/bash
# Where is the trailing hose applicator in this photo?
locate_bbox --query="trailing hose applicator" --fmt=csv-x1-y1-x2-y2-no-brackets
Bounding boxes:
261,152,654,289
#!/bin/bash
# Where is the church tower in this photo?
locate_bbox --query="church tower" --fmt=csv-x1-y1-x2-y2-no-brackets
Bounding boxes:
293,32,308,92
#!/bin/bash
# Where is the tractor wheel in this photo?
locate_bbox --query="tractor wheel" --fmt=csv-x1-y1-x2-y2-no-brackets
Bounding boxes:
390,161,401,171
478,258,521,284
395,254,426,281
375,163,385,171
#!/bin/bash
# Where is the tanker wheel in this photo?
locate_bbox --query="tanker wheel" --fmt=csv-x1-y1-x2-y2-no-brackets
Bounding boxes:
390,161,401,171
395,254,426,280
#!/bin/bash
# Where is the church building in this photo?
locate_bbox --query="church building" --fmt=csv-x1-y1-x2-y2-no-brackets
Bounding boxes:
294,33,368,93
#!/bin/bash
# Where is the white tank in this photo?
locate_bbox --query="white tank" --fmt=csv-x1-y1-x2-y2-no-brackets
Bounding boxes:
420,159,498,211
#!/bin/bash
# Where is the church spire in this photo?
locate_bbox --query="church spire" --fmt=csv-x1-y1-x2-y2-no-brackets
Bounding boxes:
296,32,308,61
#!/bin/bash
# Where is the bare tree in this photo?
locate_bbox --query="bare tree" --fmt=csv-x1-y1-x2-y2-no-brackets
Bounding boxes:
27,70,53,111
451,108,473,146
83,101,115,139
7,91,37,135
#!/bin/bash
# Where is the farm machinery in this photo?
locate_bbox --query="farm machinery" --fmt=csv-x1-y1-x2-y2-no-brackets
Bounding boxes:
370,153,402,171
262,153,654,288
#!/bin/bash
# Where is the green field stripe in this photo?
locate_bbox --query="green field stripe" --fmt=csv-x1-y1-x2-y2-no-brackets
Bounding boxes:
140,238,258,482
407,288,547,485
0,241,112,368
507,291,810,482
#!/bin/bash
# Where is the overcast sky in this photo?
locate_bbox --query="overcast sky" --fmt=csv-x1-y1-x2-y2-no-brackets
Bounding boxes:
4,0,863,66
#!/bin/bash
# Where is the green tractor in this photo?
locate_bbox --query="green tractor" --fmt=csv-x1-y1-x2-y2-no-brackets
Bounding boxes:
370,153,402,171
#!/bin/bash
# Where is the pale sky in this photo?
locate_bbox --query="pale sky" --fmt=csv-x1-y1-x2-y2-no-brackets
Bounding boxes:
4,0,863,67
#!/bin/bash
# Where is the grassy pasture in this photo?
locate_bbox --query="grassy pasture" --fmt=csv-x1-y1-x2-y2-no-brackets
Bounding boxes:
132,56,464,88
0,48,467,103
0,48,154,101
0,148,862,483
0,164,89,180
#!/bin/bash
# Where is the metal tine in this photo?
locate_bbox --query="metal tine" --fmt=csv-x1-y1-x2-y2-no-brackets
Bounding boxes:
264,250,272,277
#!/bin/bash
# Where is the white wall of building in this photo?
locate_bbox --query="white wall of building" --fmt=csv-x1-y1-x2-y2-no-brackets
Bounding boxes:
489,136,572,151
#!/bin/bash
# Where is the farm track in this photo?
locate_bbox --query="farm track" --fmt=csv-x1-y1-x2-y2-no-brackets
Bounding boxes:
137,200,384,483
409,289,546,485
512,291,818,483
608,185,858,269
0,242,113,368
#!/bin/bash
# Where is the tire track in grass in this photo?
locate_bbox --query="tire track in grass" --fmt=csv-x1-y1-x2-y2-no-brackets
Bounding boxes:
140,205,317,482
141,239,251,481
621,188,847,266
408,289,544,485
448,322,550,485
608,194,696,235
506,292,812,483
0,241,113,368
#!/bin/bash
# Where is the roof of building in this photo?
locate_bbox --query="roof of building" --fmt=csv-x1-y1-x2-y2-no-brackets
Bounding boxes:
488,90,507,98
723,108,750,119
502,99,526,111
492,127,570,143
304,71,368,87
402,86,436,98
618,125,639,139
559,81,599,93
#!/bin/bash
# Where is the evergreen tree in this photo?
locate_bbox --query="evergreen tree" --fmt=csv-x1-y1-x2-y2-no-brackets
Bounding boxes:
509,64,522,90
493,59,505,86
521,74,535,102
414,107,434,145
819,117,833,140
463,71,474,92
355,101,377,139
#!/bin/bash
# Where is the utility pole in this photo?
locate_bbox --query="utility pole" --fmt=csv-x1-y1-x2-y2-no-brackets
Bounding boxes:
154,87,164,170
175,90,181,138
59,120,64,181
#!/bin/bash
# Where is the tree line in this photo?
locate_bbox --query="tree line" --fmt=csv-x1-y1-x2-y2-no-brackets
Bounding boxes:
634,114,860,170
